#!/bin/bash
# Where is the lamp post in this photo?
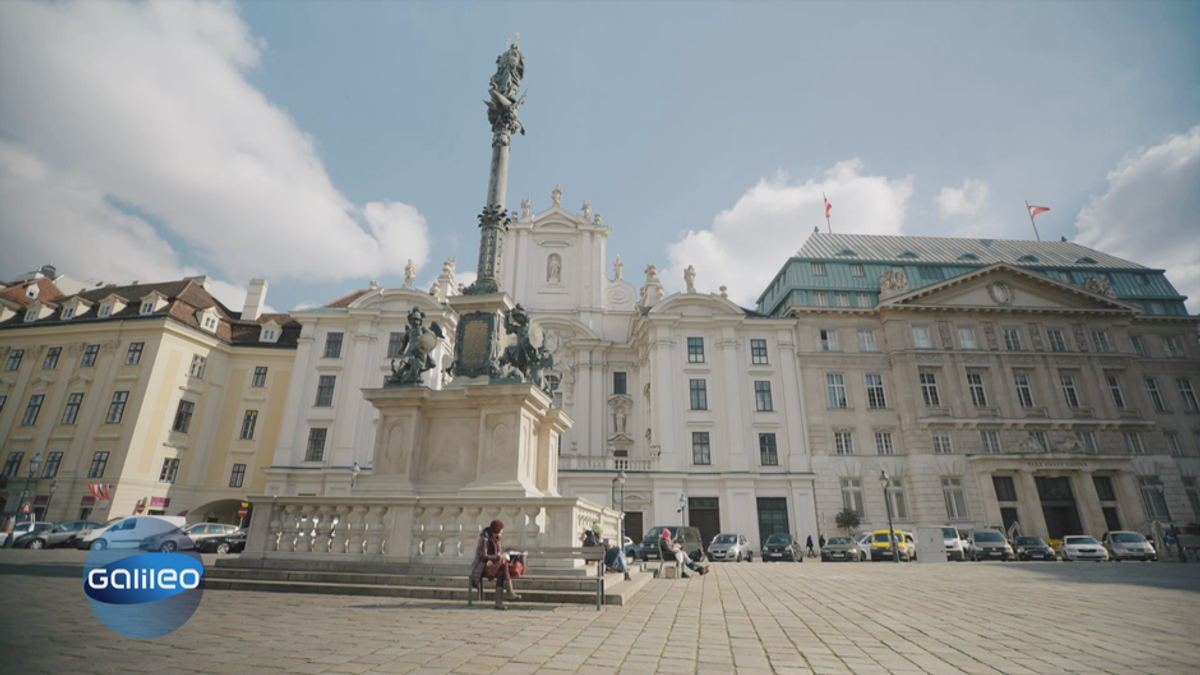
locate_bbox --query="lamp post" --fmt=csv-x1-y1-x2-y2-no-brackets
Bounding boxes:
350,461,361,490
678,493,687,529
618,470,626,552
1150,477,1186,564
879,470,899,563
44,479,59,520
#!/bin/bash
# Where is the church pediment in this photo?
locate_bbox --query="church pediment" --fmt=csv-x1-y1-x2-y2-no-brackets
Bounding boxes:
881,264,1139,314
650,292,747,317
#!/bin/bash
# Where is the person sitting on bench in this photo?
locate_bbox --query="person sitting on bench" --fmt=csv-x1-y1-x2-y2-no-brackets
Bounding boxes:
661,529,709,578
470,519,521,610
604,541,633,581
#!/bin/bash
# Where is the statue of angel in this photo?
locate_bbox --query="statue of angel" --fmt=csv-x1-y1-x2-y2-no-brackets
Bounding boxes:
386,306,445,387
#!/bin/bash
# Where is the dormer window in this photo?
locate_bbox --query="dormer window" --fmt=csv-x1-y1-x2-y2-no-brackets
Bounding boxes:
24,307,40,322
1017,255,1040,263
260,321,281,343
139,291,166,315
811,262,826,276
195,307,220,334
141,302,155,314
62,307,75,320
1076,257,1097,265
899,251,919,259
99,304,113,318
957,253,980,261
836,249,857,257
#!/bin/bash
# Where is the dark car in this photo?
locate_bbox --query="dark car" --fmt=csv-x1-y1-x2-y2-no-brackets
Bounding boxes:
139,522,239,552
761,534,802,562
639,526,704,562
820,536,863,562
196,530,247,555
1013,536,1057,561
970,530,1014,561
15,521,101,549
9,522,55,548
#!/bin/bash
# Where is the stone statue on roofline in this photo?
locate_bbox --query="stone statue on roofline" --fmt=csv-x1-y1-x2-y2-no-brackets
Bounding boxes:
520,197,532,219
403,260,417,289
684,265,696,293
385,306,445,387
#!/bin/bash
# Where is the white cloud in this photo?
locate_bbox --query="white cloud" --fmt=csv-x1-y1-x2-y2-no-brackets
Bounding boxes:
937,178,990,217
0,0,429,306
1074,126,1200,314
664,160,913,306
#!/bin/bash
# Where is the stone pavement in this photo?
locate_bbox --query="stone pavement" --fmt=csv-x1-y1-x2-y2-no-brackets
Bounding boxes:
2,550,1198,674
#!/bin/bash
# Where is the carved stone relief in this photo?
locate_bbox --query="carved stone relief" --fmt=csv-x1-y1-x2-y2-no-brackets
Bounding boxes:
546,253,562,283
938,322,953,350
1072,324,1089,352
1027,323,1044,351
878,270,909,300
983,323,1000,351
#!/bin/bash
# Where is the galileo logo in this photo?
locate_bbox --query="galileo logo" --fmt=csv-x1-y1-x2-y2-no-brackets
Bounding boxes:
83,518,204,639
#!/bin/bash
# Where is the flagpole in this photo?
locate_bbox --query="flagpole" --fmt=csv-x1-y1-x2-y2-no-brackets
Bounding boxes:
1024,200,1041,242
823,192,831,233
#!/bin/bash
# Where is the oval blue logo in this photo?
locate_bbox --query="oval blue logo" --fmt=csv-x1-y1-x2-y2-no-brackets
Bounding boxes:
85,553,204,604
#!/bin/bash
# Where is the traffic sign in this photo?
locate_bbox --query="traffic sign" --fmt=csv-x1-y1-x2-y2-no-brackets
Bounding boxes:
20,502,31,514
237,506,249,518
135,500,146,514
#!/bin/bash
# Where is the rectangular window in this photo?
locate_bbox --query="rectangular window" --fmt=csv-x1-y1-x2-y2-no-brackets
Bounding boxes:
943,478,969,520
980,430,1002,454
1124,432,1145,455
21,394,44,426
1003,328,1022,351
125,342,144,365
835,292,850,307
99,304,112,318
41,451,63,478
841,478,865,517
1093,475,1117,501
81,344,99,367
887,479,909,520
190,354,207,379
932,430,953,454
1076,431,1098,454
88,451,109,478
1048,330,1068,352
1130,335,1146,358
759,433,778,466
754,381,774,412
42,346,61,369
967,373,988,407
1139,477,1169,521
172,400,195,433
5,349,24,371
826,374,847,409
1178,378,1199,412
159,457,180,484
687,337,705,363
2,452,23,478
865,374,887,409
1107,375,1126,409
305,428,327,461
912,326,932,349
387,332,403,358
1060,373,1081,409
1145,378,1165,412
1091,330,1112,353
993,476,1018,502
613,371,627,394
875,432,895,456
814,293,829,307
856,293,872,308
105,391,129,424
61,307,75,320
1014,373,1035,408
1166,432,1182,457
958,327,978,350
229,463,247,488
692,431,711,465
61,392,84,425
140,301,155,314
323,332,344,359
689,379,708,410
812,262,826,276
240,410,258,440
1185,477,1200,520
820,329,839,352
857,330,876,352
749,339,769,365
1163,336,1182,358
834,431,854,455
919,372,940,406
252,366,268,388
850,264,864,277
315,375,336,407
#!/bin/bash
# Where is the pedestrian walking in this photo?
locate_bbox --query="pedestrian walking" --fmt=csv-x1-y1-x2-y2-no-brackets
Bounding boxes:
806,535,816,557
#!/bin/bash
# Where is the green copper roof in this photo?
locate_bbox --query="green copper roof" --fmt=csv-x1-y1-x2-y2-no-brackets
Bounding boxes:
796,233,1147,269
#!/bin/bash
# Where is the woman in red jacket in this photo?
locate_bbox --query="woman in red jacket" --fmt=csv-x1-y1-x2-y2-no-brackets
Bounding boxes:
470,520,521,610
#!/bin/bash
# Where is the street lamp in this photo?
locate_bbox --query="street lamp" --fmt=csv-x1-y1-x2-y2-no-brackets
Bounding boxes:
879,470,899,563
44,479,59,519
350,461,361,490
678,493,687,529
618,470,626,552
1150,477,1186,564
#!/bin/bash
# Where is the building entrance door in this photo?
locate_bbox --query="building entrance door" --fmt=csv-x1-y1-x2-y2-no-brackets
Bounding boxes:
624,511,643,545
756,497,790,547
688,498,720,547
1036,476,1083,540
1000,507,1020,535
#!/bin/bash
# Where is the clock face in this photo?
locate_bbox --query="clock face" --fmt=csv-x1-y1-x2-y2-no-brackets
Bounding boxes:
988,282,1013,306
528,322,544,349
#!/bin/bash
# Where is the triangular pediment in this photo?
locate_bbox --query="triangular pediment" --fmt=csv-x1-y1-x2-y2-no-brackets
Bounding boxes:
881,264,1139,314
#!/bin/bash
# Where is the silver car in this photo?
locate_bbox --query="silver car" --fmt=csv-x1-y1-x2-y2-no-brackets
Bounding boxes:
707,533,753,562
1102,531,1157,562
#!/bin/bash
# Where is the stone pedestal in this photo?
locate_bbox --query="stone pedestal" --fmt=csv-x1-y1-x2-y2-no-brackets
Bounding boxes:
447,292,514,381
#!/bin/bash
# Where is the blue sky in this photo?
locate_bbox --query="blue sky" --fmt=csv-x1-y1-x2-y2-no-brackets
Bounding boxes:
2,1,1198,312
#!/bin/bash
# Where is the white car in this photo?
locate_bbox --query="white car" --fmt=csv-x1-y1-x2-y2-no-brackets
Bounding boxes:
941,526,970,561
1060,535,1109,562
855,533,872,560
75,515,186,550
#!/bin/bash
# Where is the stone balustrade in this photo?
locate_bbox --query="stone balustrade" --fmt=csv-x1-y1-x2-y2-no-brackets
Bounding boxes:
559,455,656,472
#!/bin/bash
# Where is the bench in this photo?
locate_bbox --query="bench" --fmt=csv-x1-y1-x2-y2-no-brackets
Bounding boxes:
468,546,608,610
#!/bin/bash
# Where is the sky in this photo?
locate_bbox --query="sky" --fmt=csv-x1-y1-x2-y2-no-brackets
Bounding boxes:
1,1,1198,314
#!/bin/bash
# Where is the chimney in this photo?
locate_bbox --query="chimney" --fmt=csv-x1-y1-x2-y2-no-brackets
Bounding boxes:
242,278,269,321
184,275,211,291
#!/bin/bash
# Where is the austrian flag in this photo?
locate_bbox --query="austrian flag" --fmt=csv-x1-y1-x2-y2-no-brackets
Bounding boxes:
1028,205,1050,219
88,484,112,501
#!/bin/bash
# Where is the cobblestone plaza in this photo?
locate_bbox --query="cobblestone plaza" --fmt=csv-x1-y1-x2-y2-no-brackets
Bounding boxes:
3,551,1198,675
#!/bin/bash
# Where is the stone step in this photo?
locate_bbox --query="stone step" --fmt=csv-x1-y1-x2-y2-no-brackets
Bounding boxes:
214,556,634,578
205,566,620,591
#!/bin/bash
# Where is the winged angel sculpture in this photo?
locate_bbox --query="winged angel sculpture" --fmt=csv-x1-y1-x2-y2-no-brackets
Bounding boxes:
386,306,445,386
486,33,527,142
499,304,556,393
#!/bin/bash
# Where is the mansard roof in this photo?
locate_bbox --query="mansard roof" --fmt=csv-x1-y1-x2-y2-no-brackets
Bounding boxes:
796,233,1146,269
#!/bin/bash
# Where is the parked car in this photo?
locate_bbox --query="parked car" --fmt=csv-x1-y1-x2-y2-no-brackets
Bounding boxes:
761,534,802,562
1013,536,1057,561
820,536,863,562
2,520,49,547
196,530,247,555
707,533,753,562
970,530,1014,561
1060,535,1109,562
869,529,912,562
1102,531,1157,562
639,526,704,562
140,522,240,552
622,536,636,559
8,522,55,548
941,527,970,561
76,515,187,550
855,532,873,560
14,521,101,549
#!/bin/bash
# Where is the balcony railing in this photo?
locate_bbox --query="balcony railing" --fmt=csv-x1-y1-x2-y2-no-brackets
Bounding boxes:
974,407,1000,418
1071,408,1095,418
1023,407,1049,418
559,455,657,472
926,406,952,418
1118,408,1142,419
